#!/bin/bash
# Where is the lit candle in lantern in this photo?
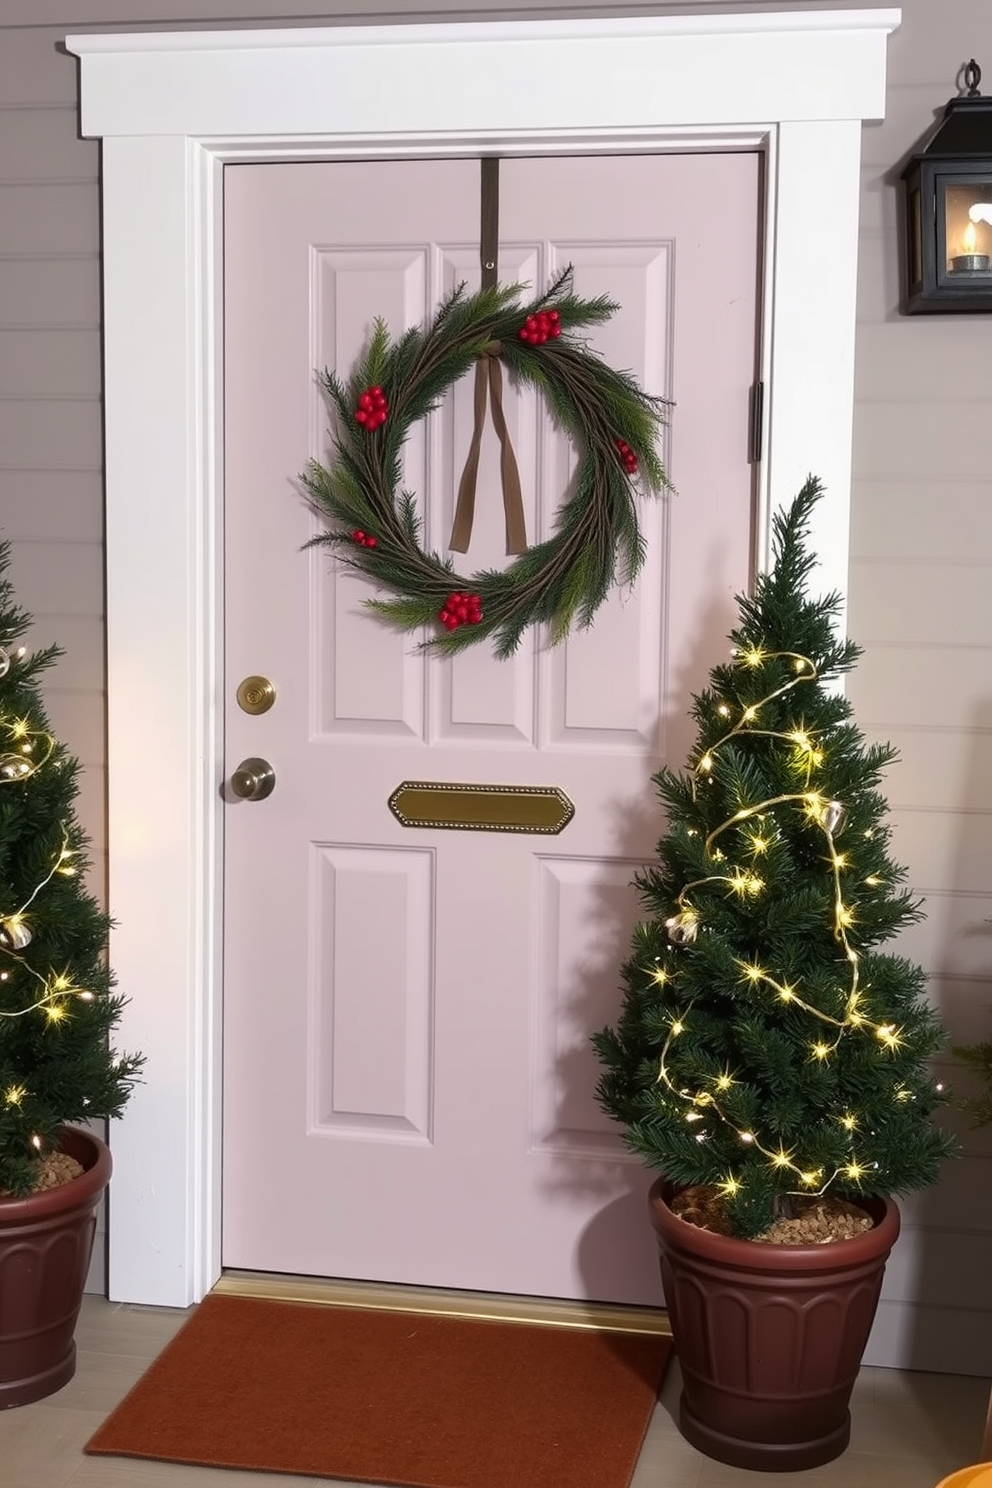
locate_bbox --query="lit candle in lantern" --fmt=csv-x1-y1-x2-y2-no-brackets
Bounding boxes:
950,218,991,274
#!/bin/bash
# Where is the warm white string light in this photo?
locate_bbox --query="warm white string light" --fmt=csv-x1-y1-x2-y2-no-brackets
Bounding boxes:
0,827,96,1023
0,715,55,784
0,641,78,1029
0,640,55,784
655,645,906,1198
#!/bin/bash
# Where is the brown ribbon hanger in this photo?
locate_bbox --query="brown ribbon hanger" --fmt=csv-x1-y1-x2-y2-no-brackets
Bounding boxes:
449,157,527,556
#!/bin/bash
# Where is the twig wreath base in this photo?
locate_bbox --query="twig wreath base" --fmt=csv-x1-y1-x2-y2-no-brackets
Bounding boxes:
302,270,670,658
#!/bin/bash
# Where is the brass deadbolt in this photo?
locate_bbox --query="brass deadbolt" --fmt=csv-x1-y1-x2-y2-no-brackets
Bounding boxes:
236,675,276,715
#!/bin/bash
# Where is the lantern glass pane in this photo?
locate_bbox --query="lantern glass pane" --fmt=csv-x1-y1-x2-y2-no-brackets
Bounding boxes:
942,179,992,280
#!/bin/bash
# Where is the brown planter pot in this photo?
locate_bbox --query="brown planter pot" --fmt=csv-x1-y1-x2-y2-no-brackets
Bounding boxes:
0,1127,111,1409
649,1175,900,1472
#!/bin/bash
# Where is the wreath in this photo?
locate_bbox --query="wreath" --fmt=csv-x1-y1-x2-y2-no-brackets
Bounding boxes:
301,269,669,658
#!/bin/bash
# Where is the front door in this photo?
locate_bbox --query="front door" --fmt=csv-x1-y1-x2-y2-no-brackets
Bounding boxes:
222,154,759,1303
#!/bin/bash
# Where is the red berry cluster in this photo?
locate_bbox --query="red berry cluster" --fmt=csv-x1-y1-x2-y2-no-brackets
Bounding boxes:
614,437,638,475
351,529,378,549
518,309,561,345
438,591,483,631
354,385,389,430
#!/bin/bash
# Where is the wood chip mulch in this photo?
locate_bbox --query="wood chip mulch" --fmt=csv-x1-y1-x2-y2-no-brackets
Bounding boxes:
0,1151,83,1197
672,1184,874,1244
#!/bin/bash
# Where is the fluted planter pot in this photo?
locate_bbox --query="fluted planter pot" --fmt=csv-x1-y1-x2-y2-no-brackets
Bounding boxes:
649,1176,900,1472
0,1128,111,1409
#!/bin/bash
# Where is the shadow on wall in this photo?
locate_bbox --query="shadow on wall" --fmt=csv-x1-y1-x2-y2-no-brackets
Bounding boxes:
536,580,741,1308
899,696,992,1377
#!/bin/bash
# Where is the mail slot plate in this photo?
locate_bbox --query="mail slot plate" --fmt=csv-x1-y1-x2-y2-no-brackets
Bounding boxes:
388,781,574,835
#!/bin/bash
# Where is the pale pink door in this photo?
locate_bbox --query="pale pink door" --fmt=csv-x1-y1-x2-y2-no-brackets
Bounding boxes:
223,154,759,1303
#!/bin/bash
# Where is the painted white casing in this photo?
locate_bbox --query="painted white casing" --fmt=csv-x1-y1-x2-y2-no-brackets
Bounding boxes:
66,10,900,1306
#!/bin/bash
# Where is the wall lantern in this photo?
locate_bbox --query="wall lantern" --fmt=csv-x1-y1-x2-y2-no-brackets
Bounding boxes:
902,60,992,313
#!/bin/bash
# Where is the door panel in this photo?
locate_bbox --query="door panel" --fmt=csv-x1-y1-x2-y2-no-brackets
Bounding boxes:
223,153,759,1303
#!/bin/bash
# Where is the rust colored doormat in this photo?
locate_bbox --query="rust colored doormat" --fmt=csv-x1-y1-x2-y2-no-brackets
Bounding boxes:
85,1294,671,1488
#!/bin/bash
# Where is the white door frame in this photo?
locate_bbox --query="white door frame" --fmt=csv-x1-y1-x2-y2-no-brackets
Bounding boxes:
68,9,899,1308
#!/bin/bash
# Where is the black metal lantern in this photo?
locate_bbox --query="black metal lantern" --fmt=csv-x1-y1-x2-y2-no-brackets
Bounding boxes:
902,60,992,313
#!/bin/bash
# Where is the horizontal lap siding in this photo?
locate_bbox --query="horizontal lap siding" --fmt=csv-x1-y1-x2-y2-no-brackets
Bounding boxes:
0,34,104,792
851,0,992,1376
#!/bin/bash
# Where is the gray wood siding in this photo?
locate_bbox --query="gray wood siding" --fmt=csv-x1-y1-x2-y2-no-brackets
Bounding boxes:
848,0,992,1374
1,1,989,1370
0,32,104,860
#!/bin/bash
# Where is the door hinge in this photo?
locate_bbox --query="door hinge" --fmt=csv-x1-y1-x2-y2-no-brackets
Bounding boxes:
748,381,764,465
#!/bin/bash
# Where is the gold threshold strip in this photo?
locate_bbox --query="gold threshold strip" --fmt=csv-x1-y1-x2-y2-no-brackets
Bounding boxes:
215,1271,671,1338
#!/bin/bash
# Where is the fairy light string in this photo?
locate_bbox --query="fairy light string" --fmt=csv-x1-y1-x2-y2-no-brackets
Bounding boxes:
691,648,819,797
0,638,85,1034
0,639,55,789
656,1006,864,1197
0,612,144,1176
0,716,55,785
1,751,92,1040
655,644,911,1200
1,827,98,1126
0,825,95,1038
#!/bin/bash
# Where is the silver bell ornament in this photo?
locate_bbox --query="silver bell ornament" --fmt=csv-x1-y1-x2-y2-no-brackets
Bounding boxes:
0,754,31,782
0,642,25,679
0,916,32,951
820,800,848,835
665,908,700,946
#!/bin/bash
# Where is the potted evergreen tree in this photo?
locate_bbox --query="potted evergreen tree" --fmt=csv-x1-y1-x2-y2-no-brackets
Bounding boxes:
594,481,954,1471
0,543,142,1408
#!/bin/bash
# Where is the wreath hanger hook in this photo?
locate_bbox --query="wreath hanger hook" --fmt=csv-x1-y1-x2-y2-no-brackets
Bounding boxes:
448,157,528,557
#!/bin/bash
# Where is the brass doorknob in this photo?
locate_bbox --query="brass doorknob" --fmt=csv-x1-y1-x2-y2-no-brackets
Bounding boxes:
230,757,276,801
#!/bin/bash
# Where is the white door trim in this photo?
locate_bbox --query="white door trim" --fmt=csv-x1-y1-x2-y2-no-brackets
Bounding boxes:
67,9,899,1307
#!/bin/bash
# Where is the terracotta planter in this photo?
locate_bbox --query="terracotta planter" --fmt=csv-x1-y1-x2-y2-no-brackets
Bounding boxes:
0,1128,111,1409
649,1175,900,1472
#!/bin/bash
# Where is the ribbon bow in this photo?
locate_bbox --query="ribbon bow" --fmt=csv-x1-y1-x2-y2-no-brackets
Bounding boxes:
449,341,527,556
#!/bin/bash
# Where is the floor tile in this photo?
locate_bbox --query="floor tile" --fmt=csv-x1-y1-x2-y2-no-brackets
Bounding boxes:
0,1403,106,1488
41,1349,155,1415
851,1376,989,1466
630,1403,705,1488
699,1452,964,1488
72,1297,190,1359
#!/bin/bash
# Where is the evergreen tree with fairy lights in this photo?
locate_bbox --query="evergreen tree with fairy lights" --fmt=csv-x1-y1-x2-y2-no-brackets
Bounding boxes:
0,543,142,1197
594,480,954,1238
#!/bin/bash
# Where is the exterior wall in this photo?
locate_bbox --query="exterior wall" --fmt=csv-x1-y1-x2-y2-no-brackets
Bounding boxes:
0,34,103,853
1,1,989,1370
849,4,992,1372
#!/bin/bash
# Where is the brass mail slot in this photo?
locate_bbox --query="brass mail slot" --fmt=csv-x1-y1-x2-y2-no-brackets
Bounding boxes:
388,781,574,835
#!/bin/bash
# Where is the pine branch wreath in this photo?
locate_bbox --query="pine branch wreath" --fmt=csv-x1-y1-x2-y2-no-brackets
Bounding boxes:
301,269,670,659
